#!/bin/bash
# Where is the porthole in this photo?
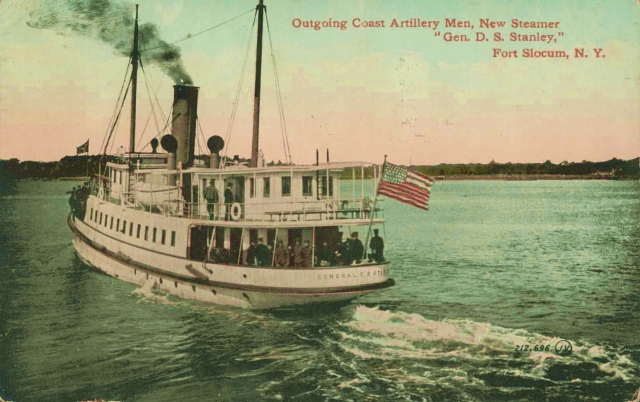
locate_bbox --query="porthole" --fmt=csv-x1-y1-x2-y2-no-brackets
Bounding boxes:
211,288,217,295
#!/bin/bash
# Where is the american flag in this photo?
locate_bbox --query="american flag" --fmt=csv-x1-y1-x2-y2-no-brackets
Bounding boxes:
377,162,434,210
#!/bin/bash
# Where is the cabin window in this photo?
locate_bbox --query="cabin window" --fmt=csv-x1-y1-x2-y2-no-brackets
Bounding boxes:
137,224,141,238
282,176,291,197
110,217,114,230
117,218,120,231
90,209,94,220
171,231,176,247
161,229,166,245
263,178,270,198
119,171,122,185
112,171,116,183
318,175,334,198
144,226,149,241
99,213,103,225
122,220,127,234
129,222,133,236
153,228,157,243
249,178,255,198
302,176,313,196
105,215,109,227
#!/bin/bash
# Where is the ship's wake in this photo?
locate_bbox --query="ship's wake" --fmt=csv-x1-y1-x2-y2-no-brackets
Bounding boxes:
252,305,639,401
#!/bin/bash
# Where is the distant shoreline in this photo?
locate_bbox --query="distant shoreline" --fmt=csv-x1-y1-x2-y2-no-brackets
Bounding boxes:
9,175,634,182
431,174,629,181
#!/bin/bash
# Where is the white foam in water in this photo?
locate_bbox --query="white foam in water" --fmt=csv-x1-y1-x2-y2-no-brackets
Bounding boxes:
341,306,639,385
130,280,170,304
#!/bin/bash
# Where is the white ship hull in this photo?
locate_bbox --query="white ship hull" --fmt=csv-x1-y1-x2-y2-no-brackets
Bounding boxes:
68,213,393,309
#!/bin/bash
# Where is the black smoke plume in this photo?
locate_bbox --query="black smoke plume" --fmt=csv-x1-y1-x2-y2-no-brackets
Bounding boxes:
27,0,193,84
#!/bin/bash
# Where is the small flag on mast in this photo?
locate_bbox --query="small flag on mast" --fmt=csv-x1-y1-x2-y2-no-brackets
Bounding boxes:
377,162,434,210
76,140,89,155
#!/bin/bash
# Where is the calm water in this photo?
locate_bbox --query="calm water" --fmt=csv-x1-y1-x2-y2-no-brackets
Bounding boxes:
0,179,638,401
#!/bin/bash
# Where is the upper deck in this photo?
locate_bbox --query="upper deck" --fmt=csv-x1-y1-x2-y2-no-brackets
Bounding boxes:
95,155,384,226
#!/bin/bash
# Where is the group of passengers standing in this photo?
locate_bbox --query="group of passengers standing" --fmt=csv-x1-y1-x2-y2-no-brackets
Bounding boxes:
240,230,385,268
203,180,235,221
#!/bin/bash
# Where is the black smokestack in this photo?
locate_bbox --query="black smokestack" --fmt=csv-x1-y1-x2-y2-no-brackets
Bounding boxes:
27,0,192,85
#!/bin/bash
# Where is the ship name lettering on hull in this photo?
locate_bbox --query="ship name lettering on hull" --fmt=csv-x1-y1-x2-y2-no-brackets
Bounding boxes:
317,269,385,280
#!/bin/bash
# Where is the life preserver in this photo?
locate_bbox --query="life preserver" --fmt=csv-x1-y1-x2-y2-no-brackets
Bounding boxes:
230,202,242,221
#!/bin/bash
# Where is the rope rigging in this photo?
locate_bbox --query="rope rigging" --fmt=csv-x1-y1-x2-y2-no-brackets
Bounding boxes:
222,9,258,168
140,8,255,53
99,57,132,158
98,6,294,167
265,8,293,165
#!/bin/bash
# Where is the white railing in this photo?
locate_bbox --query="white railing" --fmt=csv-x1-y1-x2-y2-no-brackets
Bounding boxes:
93,182,383,222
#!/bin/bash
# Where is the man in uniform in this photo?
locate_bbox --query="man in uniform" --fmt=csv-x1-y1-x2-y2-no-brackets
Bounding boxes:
255,238,270,266
301,240,313,268
369,229,385,262
203,180,219,220
245,240,256,265
337,234,351,265
292,239,304,268
224,182,234,220
351,232,364,264
274,240,289,267
317,240,334,266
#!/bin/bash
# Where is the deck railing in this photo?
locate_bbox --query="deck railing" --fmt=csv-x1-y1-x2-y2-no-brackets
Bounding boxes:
92,183,383,222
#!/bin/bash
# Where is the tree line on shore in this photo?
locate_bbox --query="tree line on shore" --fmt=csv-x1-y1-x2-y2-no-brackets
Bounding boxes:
0,155,638,180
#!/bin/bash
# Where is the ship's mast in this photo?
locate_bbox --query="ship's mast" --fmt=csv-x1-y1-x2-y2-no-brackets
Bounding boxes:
130,4,140,155
250,0,265,168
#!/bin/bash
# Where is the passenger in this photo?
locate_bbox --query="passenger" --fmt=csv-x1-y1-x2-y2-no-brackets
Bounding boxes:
317,241,334,266
255,238,270,266
220,248,231,263
369,229,385,262
301,240,312,268
338,238,351,265
203,180,219,220
274,241,289,267
266,244,273,267
351,232,364,264
224,182,234,220
292,239,304,268
245,241,256,266
208,247,221,262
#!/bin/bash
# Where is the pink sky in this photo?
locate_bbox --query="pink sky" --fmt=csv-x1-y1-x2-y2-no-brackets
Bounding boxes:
1,0,638,164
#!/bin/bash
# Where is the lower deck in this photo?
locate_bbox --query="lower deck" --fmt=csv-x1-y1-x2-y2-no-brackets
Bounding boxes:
68,211,393,308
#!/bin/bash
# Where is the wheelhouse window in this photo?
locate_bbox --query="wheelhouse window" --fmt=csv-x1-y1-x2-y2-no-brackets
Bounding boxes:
263,178,270,198
318,175,334,198
249,178,255,198
302,176,313,196
282,176,291,197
